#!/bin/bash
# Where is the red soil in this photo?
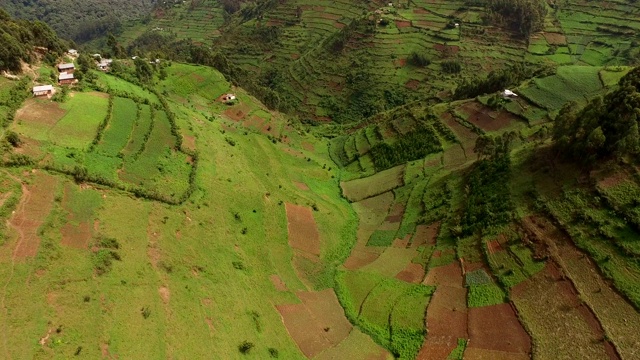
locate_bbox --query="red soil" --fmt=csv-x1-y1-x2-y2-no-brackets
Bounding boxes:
277,289,352,358
412,222,440,247
384,203,405,223
434,44,460,54
395,262,425,284
223,104,251,122
270,274,288,291
459,102,506,132
293,181,310,191
11,173,57,258
317,13,341,20
395,58,407,67
413,8,429,14
333,22,346,29
291,53,300,60
413,20,440,29
464,348,530,360
285,203,321,256
468,303,531,354
424,262,463,287
395,20,411,28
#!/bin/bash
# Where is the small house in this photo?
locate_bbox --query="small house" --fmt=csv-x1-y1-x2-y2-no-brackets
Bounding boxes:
502,89,518,98
57,63,75,73
32,85,54,97
98,59,113,71
68,49,78,56
221,94,236,103
58,72,75,85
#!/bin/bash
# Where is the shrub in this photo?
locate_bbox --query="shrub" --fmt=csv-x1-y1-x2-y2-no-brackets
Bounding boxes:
441,60,462,74
268,348,279,358
238,341,254,354
408,52,431,67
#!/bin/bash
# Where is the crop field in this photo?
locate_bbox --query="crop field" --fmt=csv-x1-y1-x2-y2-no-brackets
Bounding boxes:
15,93,109,149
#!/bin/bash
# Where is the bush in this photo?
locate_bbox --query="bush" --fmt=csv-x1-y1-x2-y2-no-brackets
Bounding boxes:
408,52,431,67
5,131,20,147
441,60,462,74
238,341,254,354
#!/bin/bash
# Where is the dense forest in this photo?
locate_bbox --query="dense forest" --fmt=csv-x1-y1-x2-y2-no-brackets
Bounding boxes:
0,9,68,72
0,0,155,42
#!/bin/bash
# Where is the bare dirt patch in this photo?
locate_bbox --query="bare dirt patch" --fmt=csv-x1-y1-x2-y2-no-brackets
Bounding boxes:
158,286,170,304
301,141,315,152
343,248,381,269
222,104,251,122
420,261,467,356
293,181,309,191
277,289,352,358
464,348,530,360
459,102,511,132
434,44,460,54
543,32,567,45
468,303,531,354
424,262,463,287
395,262,425,284
413,8,429,14
405,79,420,90
11,173,57,258
285,203,321,256
270,274,288,291
15,98,66,126
412,222,439,247
60,221,92,249
395,20,411,28
384,203,405,223
182,135,196,152
291,53,300,60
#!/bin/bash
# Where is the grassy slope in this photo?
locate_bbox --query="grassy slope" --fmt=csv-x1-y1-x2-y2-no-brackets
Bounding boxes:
0,65,368,358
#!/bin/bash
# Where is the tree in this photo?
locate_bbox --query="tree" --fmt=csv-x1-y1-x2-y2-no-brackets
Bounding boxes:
134,58,154,83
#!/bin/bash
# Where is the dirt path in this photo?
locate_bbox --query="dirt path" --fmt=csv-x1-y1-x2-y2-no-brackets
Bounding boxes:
0,171,29,359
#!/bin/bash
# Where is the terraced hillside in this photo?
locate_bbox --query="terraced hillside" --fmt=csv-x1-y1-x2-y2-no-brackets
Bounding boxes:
118,0,640,124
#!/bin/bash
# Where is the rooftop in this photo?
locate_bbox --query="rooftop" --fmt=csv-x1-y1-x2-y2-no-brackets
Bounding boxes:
59,73,74,80
33,85,53,92
58,63,75,69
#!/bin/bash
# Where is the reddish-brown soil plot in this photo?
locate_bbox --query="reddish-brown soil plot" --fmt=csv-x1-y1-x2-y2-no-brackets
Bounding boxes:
15,99,66,126
11,172,57,258
291,53,300,60
419,262,468,358
343,248,381,270
223,104,251,122
317,13,341,20
395,262,425,284
60,221,92,249
467,303,531,354
464,348,530,360
413,8,429,14
270,274,288,291
182,135,196,152
384,203,405,223
412,222,439,247
395,20,411,28
413,20,440,29
285,203,321,256
434,44,460,54
277,289,352,358
459,102,513,132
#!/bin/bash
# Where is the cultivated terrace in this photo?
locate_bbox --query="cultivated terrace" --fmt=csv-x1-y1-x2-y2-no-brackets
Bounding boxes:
0,1,639,359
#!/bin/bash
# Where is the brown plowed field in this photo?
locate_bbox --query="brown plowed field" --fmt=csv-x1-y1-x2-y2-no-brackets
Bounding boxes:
419,261,468,358
285,203,321,256
460,102,515,132
463,348,530,360
293,181,309,191
60,221,92,249
343,248,381,269
223,104,251,122
395,263,425,284
467,303,531,354
412,222,439,247
396,20,411,28
15,99,65,126
277,289,352,358
270,274,288,291
11,173,57,258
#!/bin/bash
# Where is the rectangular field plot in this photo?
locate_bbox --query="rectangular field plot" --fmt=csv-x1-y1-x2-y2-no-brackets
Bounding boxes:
96,97,136,156
95,73,160,105
122,104,153,157
49,92,110,149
